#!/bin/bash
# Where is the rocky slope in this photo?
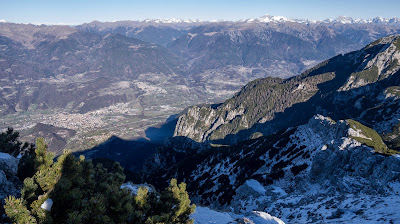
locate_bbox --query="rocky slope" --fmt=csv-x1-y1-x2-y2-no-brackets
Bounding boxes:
77,20,197,46
0,152,19,200
19,123,76,154
0,152,20,221
81,16,400,77
173,35,400,149
145,115,400,223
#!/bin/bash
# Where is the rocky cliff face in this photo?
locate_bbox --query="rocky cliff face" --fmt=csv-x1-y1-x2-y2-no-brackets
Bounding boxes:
0,152,20,205
173,73,334,143
146,115,400,223
173,35,400,149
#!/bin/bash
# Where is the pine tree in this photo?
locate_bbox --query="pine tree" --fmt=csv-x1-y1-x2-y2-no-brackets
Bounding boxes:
34,138,54,172
4,196,37,224
129,179,196,224
167,179,196,224
0,127,35,179
4,137,196,224
0,127,30,157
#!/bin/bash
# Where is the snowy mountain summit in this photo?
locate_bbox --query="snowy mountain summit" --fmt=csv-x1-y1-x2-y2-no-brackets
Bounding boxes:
245,14,400,26
229,115,400,223
143,18,203,24
246,14,295,23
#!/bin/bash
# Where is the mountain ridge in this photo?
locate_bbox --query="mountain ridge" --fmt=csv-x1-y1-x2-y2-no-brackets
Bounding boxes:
173,35,400,149
144,114,400,222
2,21,400,153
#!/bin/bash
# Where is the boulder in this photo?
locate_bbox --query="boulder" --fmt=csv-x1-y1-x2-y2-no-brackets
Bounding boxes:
0,152,18,177
0,152,20,202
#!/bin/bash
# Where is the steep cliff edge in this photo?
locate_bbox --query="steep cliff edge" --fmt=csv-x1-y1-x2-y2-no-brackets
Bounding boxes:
173,35,400,148
147,115,400,223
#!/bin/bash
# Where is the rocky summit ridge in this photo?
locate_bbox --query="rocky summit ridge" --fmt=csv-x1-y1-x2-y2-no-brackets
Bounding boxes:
173,35,400,149
146,115,400,223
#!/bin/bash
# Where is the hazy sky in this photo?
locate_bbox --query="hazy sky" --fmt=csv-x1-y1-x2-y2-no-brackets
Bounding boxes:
1,0,399,25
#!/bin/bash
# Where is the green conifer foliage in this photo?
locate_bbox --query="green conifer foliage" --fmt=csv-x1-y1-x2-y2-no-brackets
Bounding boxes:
0,127,30,157
168,179,196,224
50,154,133,224
129,179,196,224
34,138,54,172
0,127,35,179
4,137,196,224
4,196,37,224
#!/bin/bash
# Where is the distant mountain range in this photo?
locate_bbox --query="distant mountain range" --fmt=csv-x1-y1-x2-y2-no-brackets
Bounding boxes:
79,15,400,76
246,15,400,25
1,16,400,153
80,14,400,25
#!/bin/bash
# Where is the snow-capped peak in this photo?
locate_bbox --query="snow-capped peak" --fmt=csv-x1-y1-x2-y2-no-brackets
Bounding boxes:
248,14,295,23
143,18,202,24
389,17,400,23
0,19,6,23
373,16,390,23
245,14,400,26
259,14,294,23
335,16,355,24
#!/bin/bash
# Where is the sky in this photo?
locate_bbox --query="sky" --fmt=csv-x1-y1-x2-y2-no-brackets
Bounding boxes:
1,0,399,25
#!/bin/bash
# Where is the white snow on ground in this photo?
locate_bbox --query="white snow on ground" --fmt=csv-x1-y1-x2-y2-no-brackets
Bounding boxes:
204,32,218,36
246,179,266,195
191,207,286,224
0,152,13,159
191,207,235,224
348,126,372,140
265,193,400,223
302,60,318,66
252,211,285,224
40,199,53,211
271,186,287,196
120,182,152,195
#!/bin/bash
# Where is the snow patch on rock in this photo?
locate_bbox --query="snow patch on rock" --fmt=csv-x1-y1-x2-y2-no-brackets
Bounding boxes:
252,211,285,224
191,206,285,224
246,179,266,195
40,199,53,211
192,206,235,224
121,182,153,195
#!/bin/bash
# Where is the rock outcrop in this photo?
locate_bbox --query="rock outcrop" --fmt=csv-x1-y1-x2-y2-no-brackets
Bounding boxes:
173,35,400,149
146,115,400,223
0,152,20,203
